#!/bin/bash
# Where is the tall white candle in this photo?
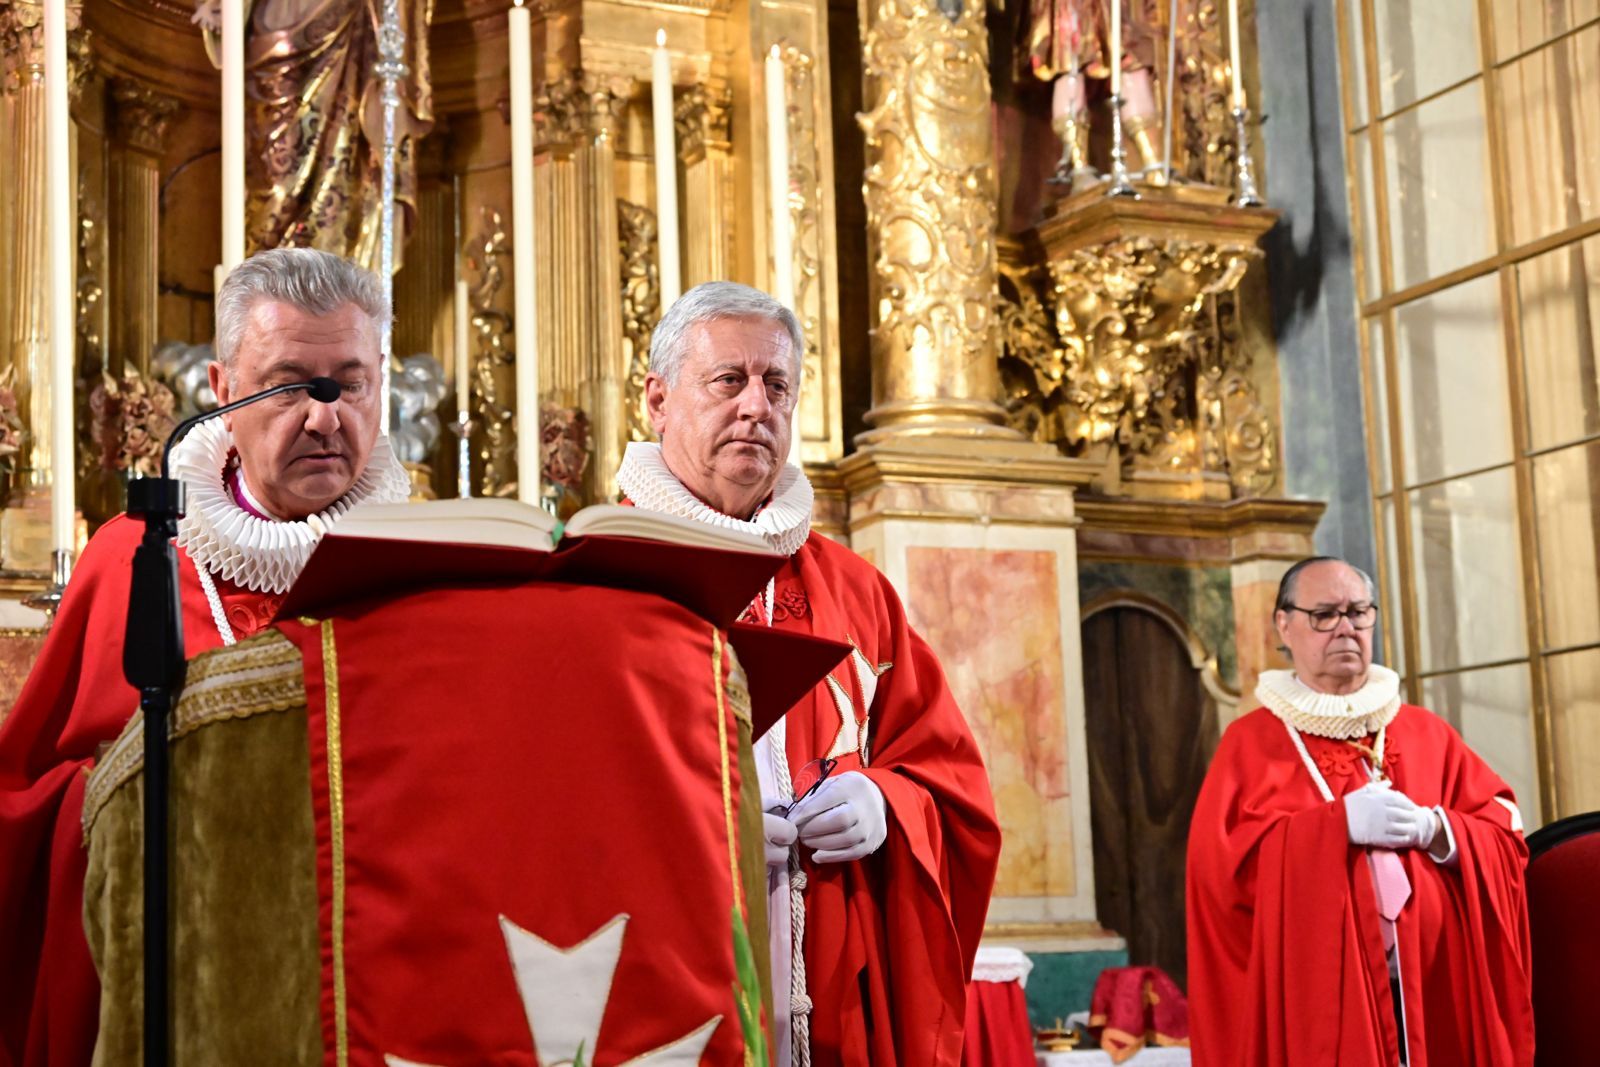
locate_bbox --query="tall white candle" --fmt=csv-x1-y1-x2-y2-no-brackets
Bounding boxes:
766,45,799,464
765,46,793,311
221,0,245,270
1228,0,1246,108
1110,0,1122,97
652,29,681,310
508,0,539,504
44,0,74,554
454,280,472,414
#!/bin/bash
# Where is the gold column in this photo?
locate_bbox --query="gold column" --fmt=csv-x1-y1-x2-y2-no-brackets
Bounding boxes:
108,79,175,376
2,0,53,488
675,84,732,289
856,0,1015,443
0,0,82,573
533,73,585,410
576,76,628,503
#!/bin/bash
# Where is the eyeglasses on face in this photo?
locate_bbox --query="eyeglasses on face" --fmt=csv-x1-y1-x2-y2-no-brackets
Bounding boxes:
1284,603,1379,632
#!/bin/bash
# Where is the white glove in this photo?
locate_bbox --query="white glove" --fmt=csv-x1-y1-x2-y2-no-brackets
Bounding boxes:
788,771,888,864
1343,781,1437,851
761,795,798,868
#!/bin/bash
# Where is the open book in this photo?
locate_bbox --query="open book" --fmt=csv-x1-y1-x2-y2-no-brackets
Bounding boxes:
322,497,773,556
277,496,847,735
279,496,782,630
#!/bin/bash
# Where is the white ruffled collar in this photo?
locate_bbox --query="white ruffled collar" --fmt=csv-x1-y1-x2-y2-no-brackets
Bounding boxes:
615,441,813,557
1256,664,1402,740
171,419,412,594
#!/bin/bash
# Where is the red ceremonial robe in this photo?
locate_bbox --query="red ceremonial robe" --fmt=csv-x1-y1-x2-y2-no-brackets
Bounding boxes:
764,532,1000,1067
0,515,281,1067
1185,704,1535,1067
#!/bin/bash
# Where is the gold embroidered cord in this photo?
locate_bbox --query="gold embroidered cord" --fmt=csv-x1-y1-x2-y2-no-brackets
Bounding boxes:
712,629,743,914
321,619,350,1067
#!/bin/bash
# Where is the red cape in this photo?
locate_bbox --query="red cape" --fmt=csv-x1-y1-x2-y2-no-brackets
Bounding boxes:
0,515,280,1067
769,533,1000,1066
1185,705,1535,1067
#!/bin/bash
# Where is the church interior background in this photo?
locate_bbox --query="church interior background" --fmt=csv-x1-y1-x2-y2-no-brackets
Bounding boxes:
1,0,1597,1029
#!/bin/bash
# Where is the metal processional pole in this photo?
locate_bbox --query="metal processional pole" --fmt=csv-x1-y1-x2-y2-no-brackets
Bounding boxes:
376,0,407,433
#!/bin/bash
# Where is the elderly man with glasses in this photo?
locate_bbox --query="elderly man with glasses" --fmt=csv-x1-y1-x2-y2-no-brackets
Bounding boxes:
1185,556,1535,1067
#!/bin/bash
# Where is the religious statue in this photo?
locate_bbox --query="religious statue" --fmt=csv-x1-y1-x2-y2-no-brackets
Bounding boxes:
1021,0,1165,185
192,0,434,270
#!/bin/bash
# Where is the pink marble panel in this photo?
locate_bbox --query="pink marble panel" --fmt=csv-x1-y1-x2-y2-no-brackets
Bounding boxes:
904,546,1074,898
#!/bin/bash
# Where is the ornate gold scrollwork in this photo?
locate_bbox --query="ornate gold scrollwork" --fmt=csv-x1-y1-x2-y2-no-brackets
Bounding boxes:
673,84,730,165
466,207,517,498
999,229,1278,496
858,0,1013,436
617,199,659,445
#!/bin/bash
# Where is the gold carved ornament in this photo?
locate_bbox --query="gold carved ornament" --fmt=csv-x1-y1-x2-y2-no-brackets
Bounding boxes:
782,46,825,434
618,199,660,446
859,0,1002,391
998,235,1277,494
465,207,517,498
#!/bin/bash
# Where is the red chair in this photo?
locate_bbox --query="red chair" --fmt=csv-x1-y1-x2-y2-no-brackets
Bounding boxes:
1526,810,1600,1065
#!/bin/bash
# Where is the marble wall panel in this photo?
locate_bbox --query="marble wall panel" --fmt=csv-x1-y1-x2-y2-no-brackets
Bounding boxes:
905,546,1074,900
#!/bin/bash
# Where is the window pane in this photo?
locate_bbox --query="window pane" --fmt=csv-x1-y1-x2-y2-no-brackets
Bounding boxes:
1410,467,1528,671
1532,442,1600,648
1378,495,1406,675
1374,0,1482,115
1394,275,1513,485
1343,0,1370,129
1383,84,1495,290
1367,316,1393,493
1492,0,1600,60
1499,27,1600,246
1420,663,1540,828
1351,134,1383,300
1546,647,1600,816
1517,239,1600,454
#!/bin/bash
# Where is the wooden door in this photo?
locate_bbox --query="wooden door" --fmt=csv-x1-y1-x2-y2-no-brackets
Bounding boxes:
1081,606,1218,990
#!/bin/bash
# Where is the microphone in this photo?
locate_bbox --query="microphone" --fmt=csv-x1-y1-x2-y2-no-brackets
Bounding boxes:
159,375,343,480
125,371,342,1067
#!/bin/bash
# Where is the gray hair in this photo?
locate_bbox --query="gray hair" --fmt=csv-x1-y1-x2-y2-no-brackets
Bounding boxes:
648,281,804,386
1274,556,1378,614
215,248,388,373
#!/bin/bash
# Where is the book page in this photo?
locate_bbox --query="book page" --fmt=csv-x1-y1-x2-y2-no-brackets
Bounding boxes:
563,504,776,555
331,498,559,552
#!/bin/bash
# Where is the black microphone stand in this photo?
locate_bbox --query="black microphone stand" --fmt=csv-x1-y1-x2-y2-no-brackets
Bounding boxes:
123,376,341,1065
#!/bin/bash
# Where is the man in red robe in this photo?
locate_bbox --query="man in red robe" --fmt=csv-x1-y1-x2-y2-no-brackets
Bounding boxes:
1186,556,1534,1067
617,281,1001,1067
0,248,412,1067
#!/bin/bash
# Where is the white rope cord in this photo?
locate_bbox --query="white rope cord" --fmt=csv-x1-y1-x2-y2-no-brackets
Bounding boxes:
195,562,237,647
1282,718,1388,803
768,726,813,1067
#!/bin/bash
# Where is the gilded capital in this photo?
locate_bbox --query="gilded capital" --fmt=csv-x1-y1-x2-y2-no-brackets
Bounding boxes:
673,84,730,165
111,79,179,154
857,0,1014,439
533,71,586,149
581,74,632,145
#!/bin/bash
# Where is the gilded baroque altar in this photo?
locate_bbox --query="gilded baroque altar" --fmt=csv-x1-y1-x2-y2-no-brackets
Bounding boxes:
0,0,1327,996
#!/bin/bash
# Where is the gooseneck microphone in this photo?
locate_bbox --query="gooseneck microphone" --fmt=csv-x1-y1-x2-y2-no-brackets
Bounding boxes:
128,374,342,1066
160,375,343,479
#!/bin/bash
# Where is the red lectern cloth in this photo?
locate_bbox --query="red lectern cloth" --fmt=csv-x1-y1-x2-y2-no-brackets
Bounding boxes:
1088,966,1189,1064
960,979,1034,1067
280,580,764,1067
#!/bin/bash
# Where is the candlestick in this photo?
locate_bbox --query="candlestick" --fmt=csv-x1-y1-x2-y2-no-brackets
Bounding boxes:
1231,105,1263,206
1228,0,1245,109
220,0,245,270
1105,93,1139,199
1110,0,1122,98
44,0,75,559
455,280,472,414
449,412,476,500
652,29,681,310
508,0,540,504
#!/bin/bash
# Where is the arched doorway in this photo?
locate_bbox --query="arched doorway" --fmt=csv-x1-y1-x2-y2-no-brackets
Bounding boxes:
1081,598,1224,990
